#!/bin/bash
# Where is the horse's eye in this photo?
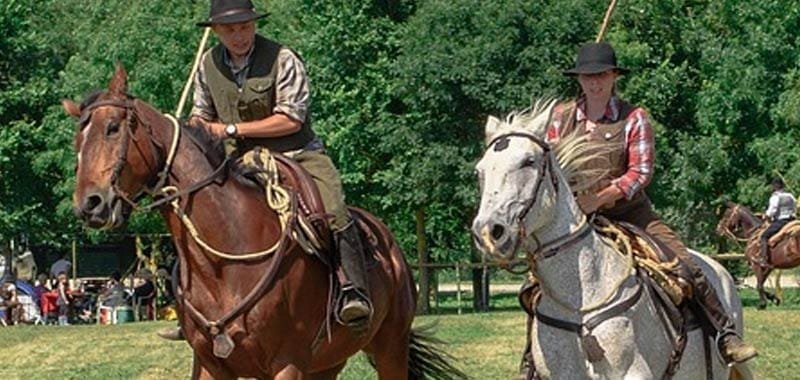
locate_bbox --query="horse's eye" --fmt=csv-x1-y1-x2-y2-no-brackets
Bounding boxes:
106,122,120,136
522,156,538,168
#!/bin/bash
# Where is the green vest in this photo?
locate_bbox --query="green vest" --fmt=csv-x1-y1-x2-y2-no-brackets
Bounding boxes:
203,35,316,153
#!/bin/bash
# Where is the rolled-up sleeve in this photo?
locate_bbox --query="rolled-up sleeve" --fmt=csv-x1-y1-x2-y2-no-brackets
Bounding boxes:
612,108,654,199
766,194,779,219
190,51,218,121
273,48,310,123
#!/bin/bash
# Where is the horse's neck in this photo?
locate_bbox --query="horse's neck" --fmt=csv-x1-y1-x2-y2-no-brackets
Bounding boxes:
529,176,632,313
738,207,763,236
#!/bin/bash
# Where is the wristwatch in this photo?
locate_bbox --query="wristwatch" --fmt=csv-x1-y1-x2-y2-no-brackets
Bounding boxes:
224,123,238,138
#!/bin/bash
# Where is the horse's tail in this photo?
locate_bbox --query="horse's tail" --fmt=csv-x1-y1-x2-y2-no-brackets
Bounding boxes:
407,325,468,380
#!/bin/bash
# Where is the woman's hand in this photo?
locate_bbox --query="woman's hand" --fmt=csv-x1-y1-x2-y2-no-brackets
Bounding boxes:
576,193,601,214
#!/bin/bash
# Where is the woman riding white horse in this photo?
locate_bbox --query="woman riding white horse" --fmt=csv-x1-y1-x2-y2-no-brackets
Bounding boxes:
472,98,753,379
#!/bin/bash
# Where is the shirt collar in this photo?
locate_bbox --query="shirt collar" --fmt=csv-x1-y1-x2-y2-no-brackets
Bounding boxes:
222,45,255,74
575,95,621,123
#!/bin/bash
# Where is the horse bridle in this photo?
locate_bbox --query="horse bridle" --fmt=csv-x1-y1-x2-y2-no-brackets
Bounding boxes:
79,98,172,206
719,205,753,243
486,132,591,272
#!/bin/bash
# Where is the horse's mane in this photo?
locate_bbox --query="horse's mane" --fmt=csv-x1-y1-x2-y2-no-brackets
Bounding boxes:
487,98,614,193
181,120,226,170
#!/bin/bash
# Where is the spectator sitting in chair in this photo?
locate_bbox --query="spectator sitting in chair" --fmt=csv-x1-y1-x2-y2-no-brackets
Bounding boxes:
99,271,127,308
32,273,49,304
132,269,156,309
1,282,24,325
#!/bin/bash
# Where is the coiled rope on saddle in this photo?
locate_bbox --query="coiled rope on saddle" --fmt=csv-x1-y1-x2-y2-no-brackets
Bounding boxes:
162,147,294,261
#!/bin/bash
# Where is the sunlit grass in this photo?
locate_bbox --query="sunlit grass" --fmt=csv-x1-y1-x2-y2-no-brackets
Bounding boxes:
0,289,797,379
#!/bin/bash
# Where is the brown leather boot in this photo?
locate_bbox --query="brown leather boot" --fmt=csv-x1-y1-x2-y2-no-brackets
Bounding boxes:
718,333,758,364
691,268,757,364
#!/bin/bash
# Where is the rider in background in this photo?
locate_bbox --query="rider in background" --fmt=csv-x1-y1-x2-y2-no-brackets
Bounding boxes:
546,42,756,364
159,0,371,340
759,177,797,265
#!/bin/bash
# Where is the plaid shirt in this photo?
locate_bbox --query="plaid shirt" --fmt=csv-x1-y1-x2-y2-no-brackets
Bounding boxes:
547,95,655,199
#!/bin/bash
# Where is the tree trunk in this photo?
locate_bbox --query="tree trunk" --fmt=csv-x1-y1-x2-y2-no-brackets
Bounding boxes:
416,207,430,314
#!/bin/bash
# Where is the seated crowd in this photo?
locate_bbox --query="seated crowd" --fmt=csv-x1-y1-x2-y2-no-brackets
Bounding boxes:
0,268,165,326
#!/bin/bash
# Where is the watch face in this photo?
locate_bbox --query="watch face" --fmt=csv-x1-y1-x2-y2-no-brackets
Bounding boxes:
225,124,236,137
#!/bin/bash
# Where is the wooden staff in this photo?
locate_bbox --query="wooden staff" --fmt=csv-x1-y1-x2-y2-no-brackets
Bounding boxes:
175,27,212,118
596,0,619,42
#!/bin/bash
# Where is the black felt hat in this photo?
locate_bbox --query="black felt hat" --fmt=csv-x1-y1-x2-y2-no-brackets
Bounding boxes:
563,42,629,76
196,0,269,27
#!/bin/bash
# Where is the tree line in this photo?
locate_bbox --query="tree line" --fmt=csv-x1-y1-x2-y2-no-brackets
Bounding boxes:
2,0,800,277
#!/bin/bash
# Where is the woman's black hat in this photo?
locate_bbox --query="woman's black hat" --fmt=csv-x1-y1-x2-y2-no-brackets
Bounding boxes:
563,42,629,76
196,0,269,27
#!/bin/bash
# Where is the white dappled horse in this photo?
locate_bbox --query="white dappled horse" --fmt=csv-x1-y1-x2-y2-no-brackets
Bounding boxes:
471,99,752,379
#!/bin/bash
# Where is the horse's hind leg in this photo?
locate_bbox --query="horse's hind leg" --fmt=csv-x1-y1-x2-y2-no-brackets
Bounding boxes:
365,320,411,380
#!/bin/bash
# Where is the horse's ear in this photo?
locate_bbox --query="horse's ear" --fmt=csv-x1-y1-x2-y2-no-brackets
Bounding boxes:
485,115,502,144
62,99,81,118
725,200,736,208
108,63,128,95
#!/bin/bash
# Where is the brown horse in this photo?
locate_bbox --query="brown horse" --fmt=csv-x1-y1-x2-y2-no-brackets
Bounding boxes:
64,65,463,379
716,201,800,309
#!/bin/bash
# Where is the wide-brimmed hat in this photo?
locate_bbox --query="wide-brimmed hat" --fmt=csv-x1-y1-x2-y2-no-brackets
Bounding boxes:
563,42,629,76
196,0,269,27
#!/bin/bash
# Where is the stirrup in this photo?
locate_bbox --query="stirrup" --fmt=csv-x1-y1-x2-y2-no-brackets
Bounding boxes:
337,285,373,326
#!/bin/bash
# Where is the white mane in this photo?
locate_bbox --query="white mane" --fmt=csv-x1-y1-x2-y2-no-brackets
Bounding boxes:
484,98,613,193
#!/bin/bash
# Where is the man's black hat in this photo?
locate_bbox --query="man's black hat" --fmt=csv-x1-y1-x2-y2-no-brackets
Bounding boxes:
196,0,269,27
563,42,629,76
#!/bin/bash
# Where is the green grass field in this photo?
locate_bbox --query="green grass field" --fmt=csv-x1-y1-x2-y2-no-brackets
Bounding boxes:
1,289,799,379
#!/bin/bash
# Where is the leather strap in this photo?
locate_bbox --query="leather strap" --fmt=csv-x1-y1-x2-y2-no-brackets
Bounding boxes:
535,277,643,334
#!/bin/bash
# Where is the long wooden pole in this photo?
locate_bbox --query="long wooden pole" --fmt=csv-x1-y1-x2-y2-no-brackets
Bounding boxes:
596,0,619,42
175,27,212,118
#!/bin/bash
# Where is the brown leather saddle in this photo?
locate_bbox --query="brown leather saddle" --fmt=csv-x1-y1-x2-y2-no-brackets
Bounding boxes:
240,150,379,265
768,220,800,247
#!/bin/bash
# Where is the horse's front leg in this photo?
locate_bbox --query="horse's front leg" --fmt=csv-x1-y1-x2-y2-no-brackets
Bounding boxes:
191,354,236,380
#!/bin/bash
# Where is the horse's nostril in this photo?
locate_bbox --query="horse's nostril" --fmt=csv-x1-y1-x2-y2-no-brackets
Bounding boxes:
82,193,104,214
491,224,506,240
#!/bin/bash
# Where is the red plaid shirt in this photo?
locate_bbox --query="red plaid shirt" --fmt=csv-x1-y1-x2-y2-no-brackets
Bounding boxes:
546,96,654,199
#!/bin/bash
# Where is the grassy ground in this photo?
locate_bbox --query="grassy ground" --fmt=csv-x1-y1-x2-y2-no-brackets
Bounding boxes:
1,289,799,379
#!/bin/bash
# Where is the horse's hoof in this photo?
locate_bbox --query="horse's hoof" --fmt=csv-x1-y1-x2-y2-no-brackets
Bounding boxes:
757,303,767,310
775,298,782,306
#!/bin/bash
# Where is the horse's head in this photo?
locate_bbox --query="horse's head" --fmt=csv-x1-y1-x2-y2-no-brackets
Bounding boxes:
471,100,561,263
716,201,739,237
716,200,758,240
63,65,162,229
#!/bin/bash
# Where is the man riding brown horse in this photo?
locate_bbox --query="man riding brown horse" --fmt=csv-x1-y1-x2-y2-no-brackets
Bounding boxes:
160,0,371,340
758,177,797,266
